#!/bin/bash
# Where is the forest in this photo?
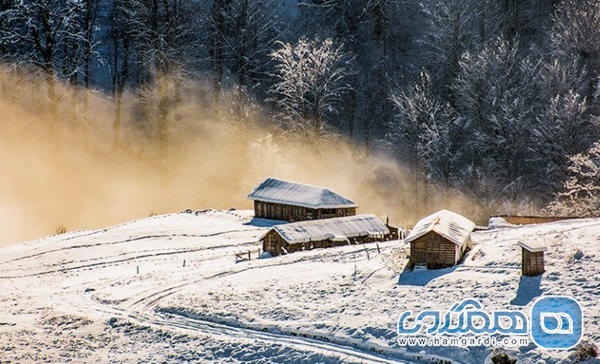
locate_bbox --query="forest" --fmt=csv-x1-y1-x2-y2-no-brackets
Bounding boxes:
1,0,600,242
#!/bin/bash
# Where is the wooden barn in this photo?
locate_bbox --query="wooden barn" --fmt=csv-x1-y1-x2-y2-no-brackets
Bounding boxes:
248,178,358,222
405,210,475,270
495,215,580,225
518,241,547,276
261,214,390,256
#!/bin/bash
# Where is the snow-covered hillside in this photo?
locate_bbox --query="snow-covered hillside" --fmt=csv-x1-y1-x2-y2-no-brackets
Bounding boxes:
0,210,599,363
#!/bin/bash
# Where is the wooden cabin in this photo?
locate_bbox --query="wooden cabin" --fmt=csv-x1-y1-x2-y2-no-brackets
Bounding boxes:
518,241,547,276
248,178,358,222
261,214,391,256
405,210,475,270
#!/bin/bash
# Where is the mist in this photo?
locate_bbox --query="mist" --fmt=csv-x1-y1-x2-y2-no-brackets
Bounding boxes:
0,69,484,247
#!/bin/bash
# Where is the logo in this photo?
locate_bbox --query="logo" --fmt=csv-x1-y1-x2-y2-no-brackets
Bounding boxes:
397,296,584,349
397,298,528,336
531,296,583,349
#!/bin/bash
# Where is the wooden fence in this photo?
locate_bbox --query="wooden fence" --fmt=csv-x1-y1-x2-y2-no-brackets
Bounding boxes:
495,215,582,225
235,249,262,263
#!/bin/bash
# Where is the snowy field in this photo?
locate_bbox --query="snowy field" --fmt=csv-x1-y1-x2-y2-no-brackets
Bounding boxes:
0,210,599,363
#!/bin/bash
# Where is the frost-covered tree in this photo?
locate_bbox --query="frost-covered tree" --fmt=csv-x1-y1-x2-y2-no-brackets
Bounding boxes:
108,0,136,150
546,141,600,217
421,0,501,102
499,0,550,42
299,0,392,40
535,91,595,192
204,0,281,91
269,37,351,140
453,37,543,199
533,0,600,195
246,133,295,188
127,0,202,181
297,0,408,151
551,0,600,103
0,0,92,148
388,71,455,209
0,0,94,82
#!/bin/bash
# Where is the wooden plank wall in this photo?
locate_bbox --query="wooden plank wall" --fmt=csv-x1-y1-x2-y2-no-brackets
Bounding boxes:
496,215,581,225
254,201,356,222
522,249,545,276
409,232,458,269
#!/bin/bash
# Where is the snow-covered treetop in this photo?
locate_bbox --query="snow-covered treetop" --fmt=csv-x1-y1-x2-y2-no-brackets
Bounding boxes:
247,177,358,209
404,209,475,248
264,214,388,244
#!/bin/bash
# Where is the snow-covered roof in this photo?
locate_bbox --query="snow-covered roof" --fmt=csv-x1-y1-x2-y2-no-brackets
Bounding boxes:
247,178,358,209
265,214,389,245
404,210,475,248
518,241,548,252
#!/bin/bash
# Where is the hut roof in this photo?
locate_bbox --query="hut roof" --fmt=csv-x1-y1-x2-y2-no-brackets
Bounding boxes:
404,210,475,248
263,214,388,244
518,241,548,252
247,177,358,209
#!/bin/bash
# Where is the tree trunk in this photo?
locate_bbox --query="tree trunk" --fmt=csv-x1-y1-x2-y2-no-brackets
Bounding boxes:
348,88,356,138
112,15,130,151
157,76,170,187
47,70,60,152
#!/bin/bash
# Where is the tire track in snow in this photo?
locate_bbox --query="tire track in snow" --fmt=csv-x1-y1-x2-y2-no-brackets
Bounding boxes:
113,250,451,364
139,310,415,364
0,229,262,265
0,239,259,279
71,243,455,364
128,244,392,311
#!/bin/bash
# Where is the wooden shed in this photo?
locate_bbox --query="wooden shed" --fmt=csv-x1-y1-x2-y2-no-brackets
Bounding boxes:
261,214,390,256
248,177,358,222
405,210,475,270
518,241,547,276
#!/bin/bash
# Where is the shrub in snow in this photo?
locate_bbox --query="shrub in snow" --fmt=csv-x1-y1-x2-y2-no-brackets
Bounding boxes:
490,350,517,364
55,224,67,235
470,248,485,261
570,340,598,362
383,248,408,274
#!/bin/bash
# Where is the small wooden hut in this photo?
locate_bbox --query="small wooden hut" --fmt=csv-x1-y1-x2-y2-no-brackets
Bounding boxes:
248,178,358,222
405,210,475,270
261,214,390,256
518,241,547,276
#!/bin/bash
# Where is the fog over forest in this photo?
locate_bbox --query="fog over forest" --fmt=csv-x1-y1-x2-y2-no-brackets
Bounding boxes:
1,0,599,245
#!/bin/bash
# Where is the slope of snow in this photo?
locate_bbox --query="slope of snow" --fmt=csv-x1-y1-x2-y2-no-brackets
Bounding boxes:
0,210,599,363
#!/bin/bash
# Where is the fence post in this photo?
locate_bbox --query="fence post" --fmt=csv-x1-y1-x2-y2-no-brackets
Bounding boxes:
248,250,251,261
183,259,186,267
363,244,370,260
136,266,139,274
376,242,381,254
